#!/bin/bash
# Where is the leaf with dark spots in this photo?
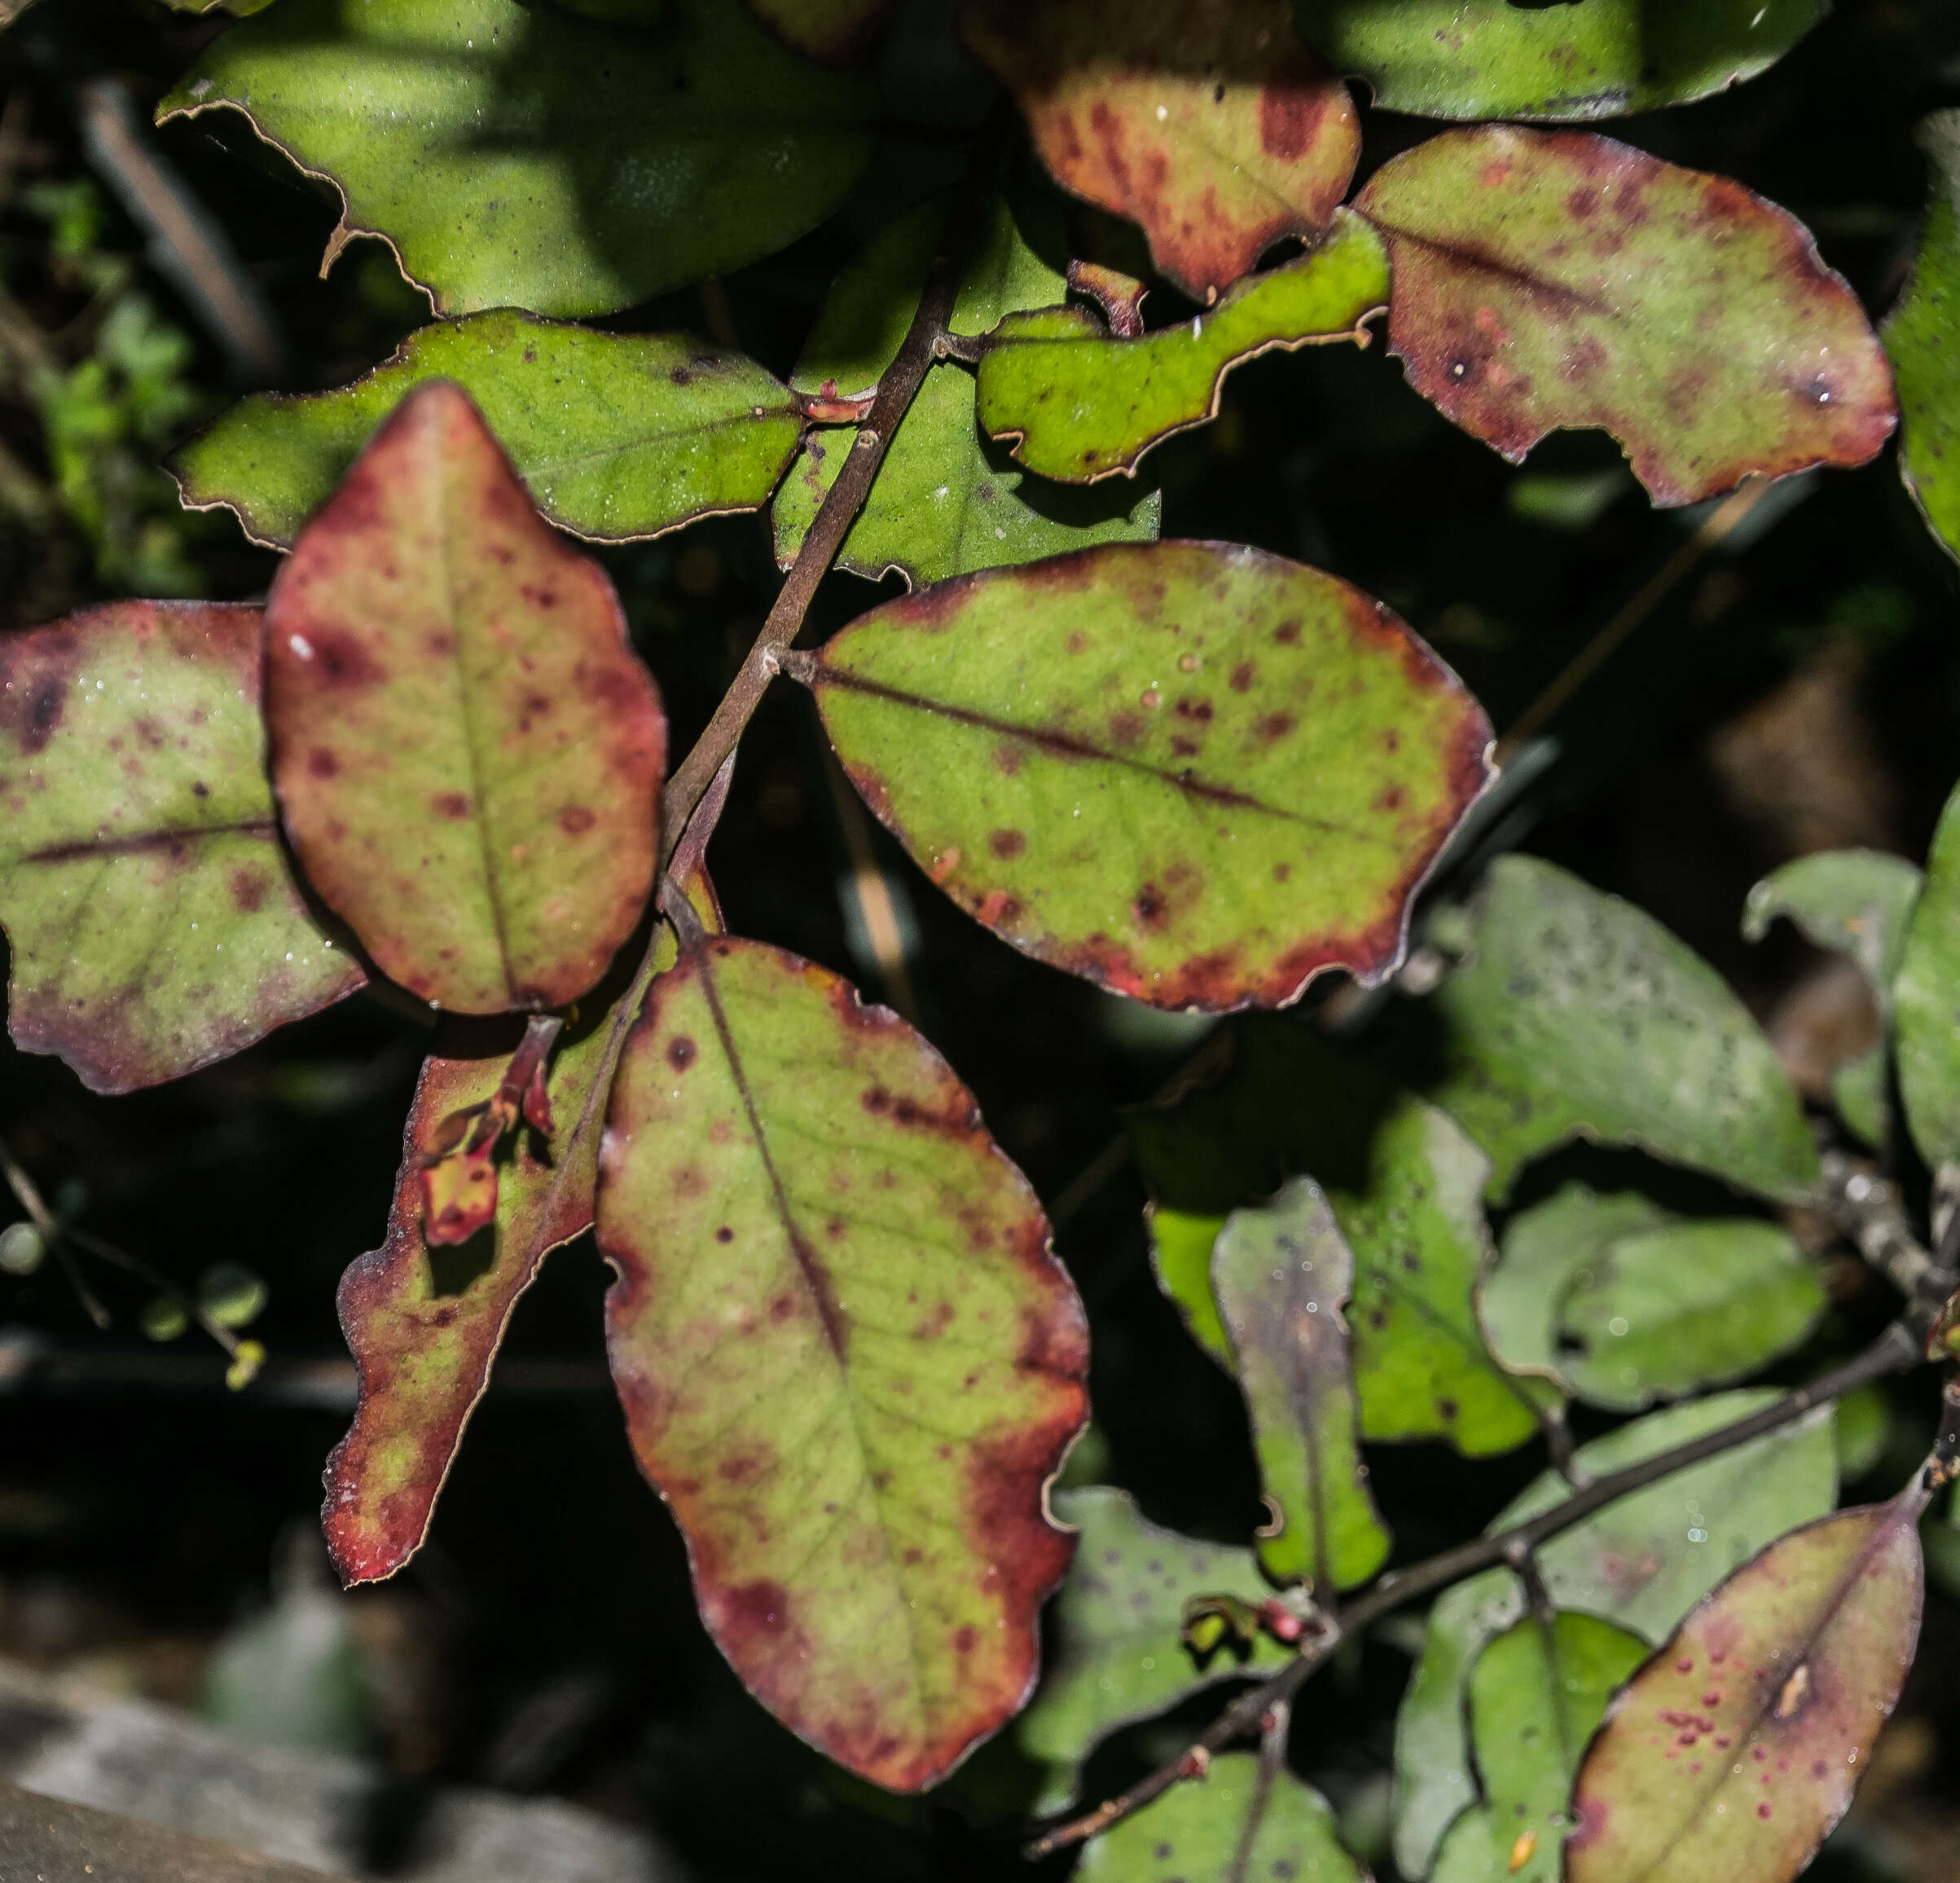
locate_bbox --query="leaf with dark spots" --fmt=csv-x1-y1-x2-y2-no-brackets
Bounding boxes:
745,0,895,63
1389,856,1822,1203
1430,1613,1647,1883
1568,1485,1927,1883
1743,849,1923,1148
976,212,1387,481
1886,113,1960,565
596,934,1088,1792
1893,778,1960,1171
1016,1486,1293,1813
793,541,1492,1014
960,0,1359,305
175,310,806,550
1211,1178,1390,1591
1391,1392,1838,1881
1355,127,1896,505
774,196,1160,587
1076,1753,1364,1883
1295,0,1825,122
158,0,876,319
323,869,721,1586
1133,1021,1547,1456
0,601,363,1093
265,381,666,1015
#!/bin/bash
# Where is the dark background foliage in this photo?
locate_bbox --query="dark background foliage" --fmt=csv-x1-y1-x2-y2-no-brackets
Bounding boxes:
2,2,1958,1876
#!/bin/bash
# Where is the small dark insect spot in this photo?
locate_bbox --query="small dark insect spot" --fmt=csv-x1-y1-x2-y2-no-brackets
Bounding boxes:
714,1225,733,1243
433,791,471,819
1229,662,1255,692
1133,887,1167,929
308,747,340,779
1212,81,1225,102
558,805,596,834
191,781,210,799
671,366,693,385
1437,1396,1458,1420
988,828,1026,859
667,1036,697,1071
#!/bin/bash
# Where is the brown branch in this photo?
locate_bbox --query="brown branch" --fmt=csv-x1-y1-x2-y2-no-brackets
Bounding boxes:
656,138,997,873
1025,1316,1927,1859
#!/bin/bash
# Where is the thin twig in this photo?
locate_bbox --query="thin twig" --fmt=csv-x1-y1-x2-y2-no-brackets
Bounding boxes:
1224,1697,1290,1883
1026,1316,1925,1858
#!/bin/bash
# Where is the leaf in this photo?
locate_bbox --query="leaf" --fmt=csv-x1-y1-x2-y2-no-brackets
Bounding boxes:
1391,1392,1837,1880
1017,1485,1294,1813
792,540,1492,1011
1353,127,1896,506
1138,1025,1547,1457
1742,849,1923,1147
596,933,1088,1792
1895,781,1960,1170
175,311,806,551
1883,112,1960,565
1077,1754,1365,1883
1430,1613,1648,1883
324,873,721,1584
1400,856,1822,1203
975,210,1388,482
1480,1184,1672,1388
774,200,1161,587
1555,1221,1827,1413
960,0,1360,304
1211,1178,1391,1590
159,0,875,319
264,380,666,1015
1294,1,1826,123
1567,1485,1928,1883
746,0,895,63
0,601,364,1093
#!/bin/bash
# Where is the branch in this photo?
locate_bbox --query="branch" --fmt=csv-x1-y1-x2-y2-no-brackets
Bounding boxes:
656,137,998,873
1025,1316,1926,1859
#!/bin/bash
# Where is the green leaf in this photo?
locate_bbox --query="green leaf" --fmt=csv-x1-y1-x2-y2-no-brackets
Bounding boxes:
1354,127,1897,506
1391,1391,1837,1879
1211,1177,1391,1590
0,601,364,1093
961,0,1359,304
1896,779,1960,1170
1430,1613,1648,1883
1017,1486,1293,1813
1134,1023,1547,1456
774,200,1161,587
1294,0,1826,122
159,0,875,318
596,933,1088,1792
175,311,805,550
1569,1485,1927,1883
1481,1183,1672,1388
1402,856,1822,1203
1883,112,1960,565
264,381,666,1014
1555,1221,1827,1413
747,0,894,63
1743,848,1922,1147
1078,1754,1365,1883
975,211,1389,482
791,541,1493,1010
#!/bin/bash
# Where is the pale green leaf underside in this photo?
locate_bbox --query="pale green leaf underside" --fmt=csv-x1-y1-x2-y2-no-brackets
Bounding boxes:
177,311,803,548
160,0,875,318
1896,777,1960,1170
1883,111,1960,565
1391,1391,1837,1878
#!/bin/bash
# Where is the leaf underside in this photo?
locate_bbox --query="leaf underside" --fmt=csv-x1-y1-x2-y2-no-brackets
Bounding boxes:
0,601,363,1092
264,381,666,1014
1895,777,1960,1169
803,540,1493,1013
597,934,1088,1791
1356,126,1896,505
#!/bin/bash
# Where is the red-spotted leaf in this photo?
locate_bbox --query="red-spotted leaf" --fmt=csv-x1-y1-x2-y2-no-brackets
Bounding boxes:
323,873,721,1586
597,935,1088,1791
264,381,666,1015
746,0,895,62
1355,127,1896,505
1567,1483,1928,1883
787,541,1492,1012
0,602,364,1093
960,0,1360,304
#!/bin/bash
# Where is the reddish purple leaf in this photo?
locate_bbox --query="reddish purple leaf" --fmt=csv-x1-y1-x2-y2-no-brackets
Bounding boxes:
264,381,666,1015
1356,127,1896,505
